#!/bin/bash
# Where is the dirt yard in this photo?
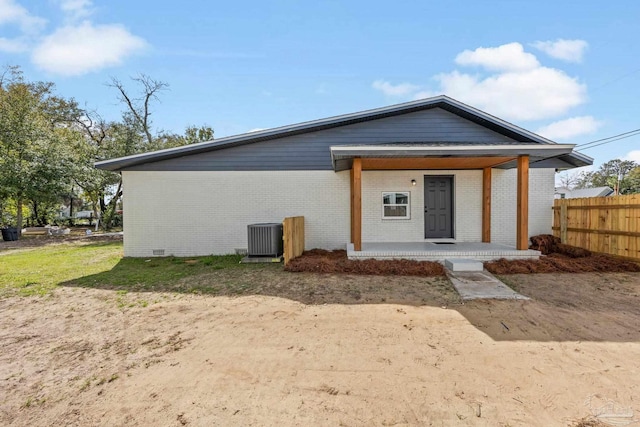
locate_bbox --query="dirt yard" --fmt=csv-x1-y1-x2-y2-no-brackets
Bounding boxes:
1,270,639,426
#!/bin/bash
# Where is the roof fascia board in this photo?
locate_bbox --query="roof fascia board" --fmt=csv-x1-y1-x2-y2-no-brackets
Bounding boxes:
330,144,576,157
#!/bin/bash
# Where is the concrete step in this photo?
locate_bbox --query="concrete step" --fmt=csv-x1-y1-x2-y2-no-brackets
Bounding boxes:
444,258,483,272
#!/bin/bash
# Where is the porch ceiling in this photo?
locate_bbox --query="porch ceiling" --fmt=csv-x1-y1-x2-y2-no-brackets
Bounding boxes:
360,157,515,170
330,143,589,171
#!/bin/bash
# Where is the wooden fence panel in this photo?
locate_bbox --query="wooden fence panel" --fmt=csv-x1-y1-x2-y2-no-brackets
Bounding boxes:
552,194,640,261
283,216,305,265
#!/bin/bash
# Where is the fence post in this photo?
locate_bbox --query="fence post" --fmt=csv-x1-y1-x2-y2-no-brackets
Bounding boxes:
560,202,568,244
283,216,305,265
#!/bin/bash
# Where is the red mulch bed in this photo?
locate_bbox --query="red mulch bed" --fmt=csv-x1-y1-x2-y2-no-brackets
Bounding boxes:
284,249,445,277
285,237,640,276
485,234,640,274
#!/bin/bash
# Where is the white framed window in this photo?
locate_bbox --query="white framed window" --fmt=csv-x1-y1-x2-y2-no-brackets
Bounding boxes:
382,192,410,219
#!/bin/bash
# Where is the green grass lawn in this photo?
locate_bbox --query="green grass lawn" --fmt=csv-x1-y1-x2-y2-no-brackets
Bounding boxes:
1,241,123,297
0,241,260,297
0,239,459,306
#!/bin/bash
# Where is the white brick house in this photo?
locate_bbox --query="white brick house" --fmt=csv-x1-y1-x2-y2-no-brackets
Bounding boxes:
96,96,591,258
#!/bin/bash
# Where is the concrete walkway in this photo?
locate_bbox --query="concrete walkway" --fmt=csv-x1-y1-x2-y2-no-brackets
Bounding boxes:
446,269,530,301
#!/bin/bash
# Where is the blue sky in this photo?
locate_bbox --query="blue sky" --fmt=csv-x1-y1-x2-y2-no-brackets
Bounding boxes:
2,0,640,170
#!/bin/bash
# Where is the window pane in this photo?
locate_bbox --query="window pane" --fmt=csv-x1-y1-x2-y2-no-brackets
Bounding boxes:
383,192,409,205
384,206,407,217
395,194,408,204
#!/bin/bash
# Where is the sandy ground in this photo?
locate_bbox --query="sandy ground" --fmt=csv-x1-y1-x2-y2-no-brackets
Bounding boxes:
1,272,640,426
0,233,122,254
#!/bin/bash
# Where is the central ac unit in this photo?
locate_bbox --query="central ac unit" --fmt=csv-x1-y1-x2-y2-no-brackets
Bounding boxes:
247,223,283,257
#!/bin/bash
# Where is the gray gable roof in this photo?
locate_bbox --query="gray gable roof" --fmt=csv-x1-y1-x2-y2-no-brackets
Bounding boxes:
95,95,592,171
555,186,615,198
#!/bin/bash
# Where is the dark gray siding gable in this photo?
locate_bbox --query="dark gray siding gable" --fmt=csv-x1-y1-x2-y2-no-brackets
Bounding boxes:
127,108,517,171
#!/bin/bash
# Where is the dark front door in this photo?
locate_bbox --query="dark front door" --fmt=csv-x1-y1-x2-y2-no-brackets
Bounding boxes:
424,176,453,238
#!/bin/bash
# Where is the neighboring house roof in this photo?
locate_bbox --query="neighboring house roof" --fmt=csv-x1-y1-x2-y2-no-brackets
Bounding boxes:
95,95,593,172
554,186,614,199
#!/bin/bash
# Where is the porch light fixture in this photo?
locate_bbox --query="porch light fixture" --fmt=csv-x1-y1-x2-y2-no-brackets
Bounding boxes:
411,179,416,186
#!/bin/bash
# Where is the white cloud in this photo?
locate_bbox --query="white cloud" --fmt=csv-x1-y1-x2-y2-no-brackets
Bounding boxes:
0,1,146,75
372,80,421,96
58,0,93,20
375,41,589,122
32,21,147,76
0,36,27,52
0,0,46,33
455,42,539,72
433,66,586,121
624,150,640,163
0,0,28,24
532,39,588,63
536,116,602,140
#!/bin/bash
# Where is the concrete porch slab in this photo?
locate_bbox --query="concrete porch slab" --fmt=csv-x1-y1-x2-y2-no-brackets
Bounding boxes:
346,242,540,262
446,269,530,301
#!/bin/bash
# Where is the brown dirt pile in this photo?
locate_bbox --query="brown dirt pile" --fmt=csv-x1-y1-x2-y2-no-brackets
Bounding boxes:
284,249,445,276
486,234,640,274
529,234,591,257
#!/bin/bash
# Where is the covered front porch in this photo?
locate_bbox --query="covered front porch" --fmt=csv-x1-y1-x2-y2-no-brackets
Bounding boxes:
332,143,591,261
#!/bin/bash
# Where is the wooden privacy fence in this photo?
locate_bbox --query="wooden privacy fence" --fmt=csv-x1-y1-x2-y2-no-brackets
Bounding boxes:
283,216,304,265
552,194,640,261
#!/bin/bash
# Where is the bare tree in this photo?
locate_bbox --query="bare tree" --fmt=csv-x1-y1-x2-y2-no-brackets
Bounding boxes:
72,109,119,225
555,171,581,189
70,74,213,230
108,75,169,147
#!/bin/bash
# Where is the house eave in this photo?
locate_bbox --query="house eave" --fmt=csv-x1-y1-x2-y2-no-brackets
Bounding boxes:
95,95,560,171
329,144,588,171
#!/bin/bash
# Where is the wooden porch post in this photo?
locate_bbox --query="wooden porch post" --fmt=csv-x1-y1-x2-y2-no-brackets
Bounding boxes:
482,167,491,243
350,158,362,251
516,155,529,250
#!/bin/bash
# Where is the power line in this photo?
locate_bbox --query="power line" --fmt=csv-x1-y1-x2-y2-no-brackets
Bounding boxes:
579,134,640,151
577,128,640,147
576,128,640,149
590,67,640,93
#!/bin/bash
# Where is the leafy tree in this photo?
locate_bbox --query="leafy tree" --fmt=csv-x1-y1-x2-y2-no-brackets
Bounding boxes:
70,113,117,228
184,125,214,144
0,68,215,233
626,166,640,194
575,159,638,194
0,66,79,231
